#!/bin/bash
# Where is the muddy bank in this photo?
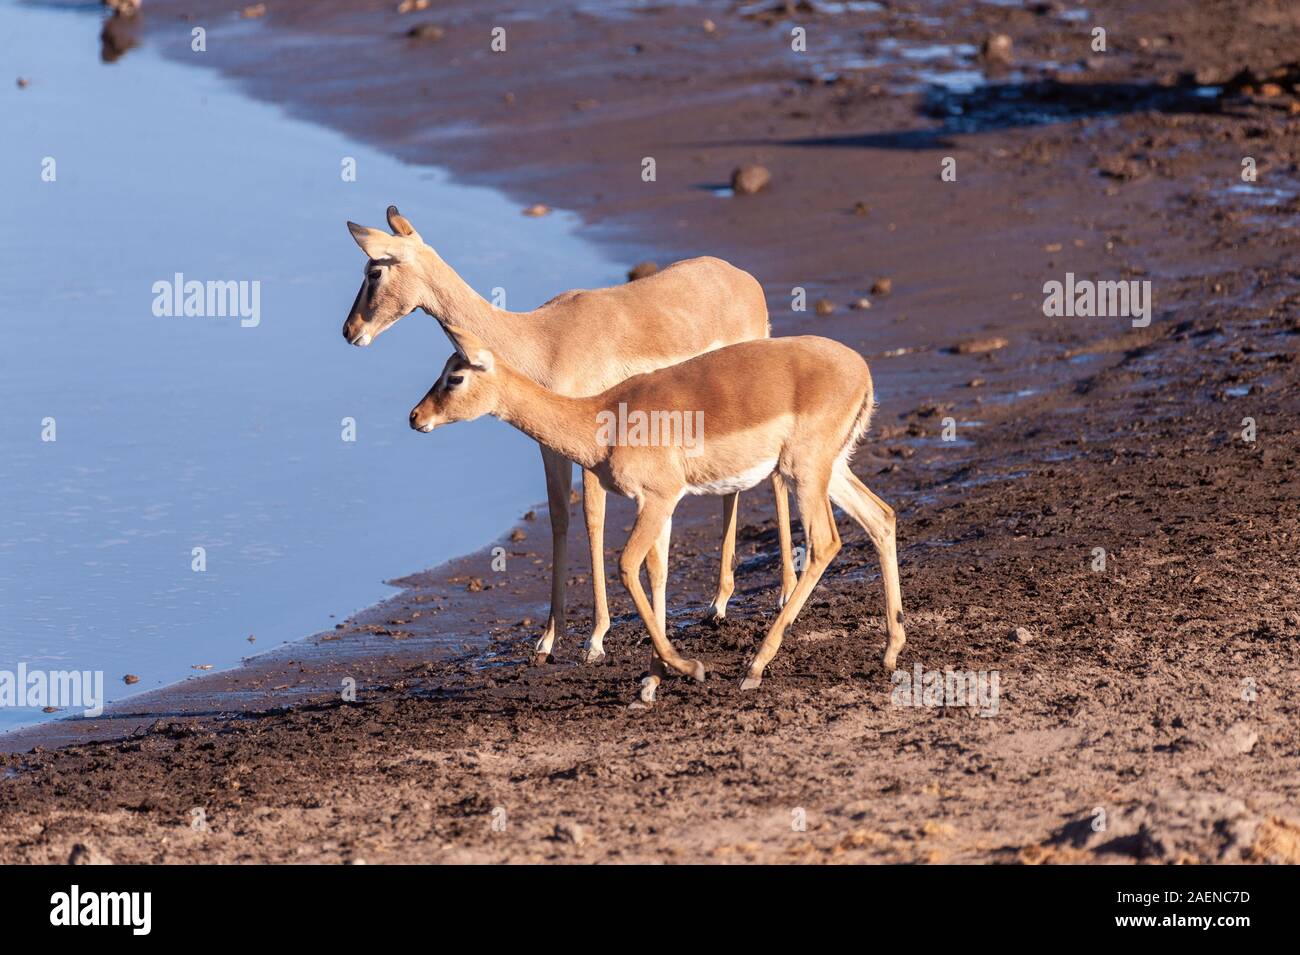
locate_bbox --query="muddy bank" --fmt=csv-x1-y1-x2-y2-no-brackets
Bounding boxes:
2,288,1297,861
1,0,1297,861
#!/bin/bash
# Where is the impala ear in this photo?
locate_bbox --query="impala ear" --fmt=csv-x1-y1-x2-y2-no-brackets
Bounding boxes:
347,221,409,261
386,205,420,239
442,325,494,372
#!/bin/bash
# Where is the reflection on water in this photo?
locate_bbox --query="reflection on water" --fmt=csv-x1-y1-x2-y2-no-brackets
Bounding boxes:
0,2,621,730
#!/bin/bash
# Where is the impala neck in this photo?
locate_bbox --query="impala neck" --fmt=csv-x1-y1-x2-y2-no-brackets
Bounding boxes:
414,244,513,342
490,366,605,471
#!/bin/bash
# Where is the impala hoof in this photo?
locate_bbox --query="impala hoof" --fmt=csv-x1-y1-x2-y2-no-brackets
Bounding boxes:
627,699,653,711
637,677,658,705
740,675,762,691
702,606,725,628
687,660,706,683
531,652,552,667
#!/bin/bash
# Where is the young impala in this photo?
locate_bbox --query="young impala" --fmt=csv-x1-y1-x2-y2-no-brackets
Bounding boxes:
410,327,907,704
343,206,796,665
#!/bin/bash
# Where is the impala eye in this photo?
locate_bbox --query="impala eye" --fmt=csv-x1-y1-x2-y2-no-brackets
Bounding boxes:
447,375,464,387
368,270,382,282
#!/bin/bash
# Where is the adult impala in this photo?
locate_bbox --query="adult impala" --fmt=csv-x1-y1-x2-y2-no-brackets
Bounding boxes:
342,206,796,664
410,327,907,703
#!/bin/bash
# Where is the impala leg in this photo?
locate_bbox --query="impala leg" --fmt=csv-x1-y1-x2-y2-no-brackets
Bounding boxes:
581,470,611,664
703,492,739,623
620,498,705,692
772,472,797,608
742,480,840,689
534,446,572,664
829,468,907,670
634,515,673,707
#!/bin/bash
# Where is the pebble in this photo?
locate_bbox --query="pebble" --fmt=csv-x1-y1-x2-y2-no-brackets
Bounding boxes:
554,821,586,846
814,298,835,316
1011,626,1034,645
980,33,1014,67
949,336,1008,355
1223,722,1258,755
849,298,872,310
406,24,445,41
870,277,892,296
731,164,771,195
522,204,551,217
123,674,140,685
627,261,659,281
509,528,526,542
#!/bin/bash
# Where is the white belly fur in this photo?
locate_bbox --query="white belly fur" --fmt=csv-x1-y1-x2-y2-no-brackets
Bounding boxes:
686,458,777,497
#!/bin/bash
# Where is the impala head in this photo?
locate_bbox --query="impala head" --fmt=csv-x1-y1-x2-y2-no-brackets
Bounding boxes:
343,205,427,346
410,326,501,433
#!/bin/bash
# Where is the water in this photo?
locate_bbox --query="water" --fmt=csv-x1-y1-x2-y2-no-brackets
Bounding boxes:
0,2,621,730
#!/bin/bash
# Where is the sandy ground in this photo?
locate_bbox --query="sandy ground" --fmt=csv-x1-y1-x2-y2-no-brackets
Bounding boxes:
1,0,1298,863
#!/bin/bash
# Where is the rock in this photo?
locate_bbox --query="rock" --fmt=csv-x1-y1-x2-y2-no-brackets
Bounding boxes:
627,261,659,282
466,578,484,593
870,277,892,296
979,34,1014,67
851,200,871,216
1011,626,1034,644
523,510,536,521
731,164,771,195
240,3,266,19
702,19,716,33
814,298,835,316
406,23,445,41
123,674,140,685
849,298,872,310
554,821,586,846
966,378,986,387
509,528,526,542
522,204,551,217
397,0,430,12
104,0,141,14
1044,790,1272,863
1098,153,1141,181
1220,722,1259,755
68,843,110,865
948,336,1008,355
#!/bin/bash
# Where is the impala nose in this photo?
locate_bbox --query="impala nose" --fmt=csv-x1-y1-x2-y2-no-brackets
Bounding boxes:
343,315,370,346
409,409,422,431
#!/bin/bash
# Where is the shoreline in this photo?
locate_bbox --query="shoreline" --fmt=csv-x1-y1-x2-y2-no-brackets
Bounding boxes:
1,0,1297,862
